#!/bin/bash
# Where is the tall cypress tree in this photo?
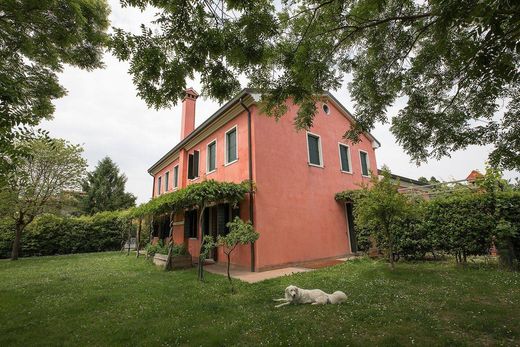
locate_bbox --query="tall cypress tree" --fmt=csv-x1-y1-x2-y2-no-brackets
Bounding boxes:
81,157,136,215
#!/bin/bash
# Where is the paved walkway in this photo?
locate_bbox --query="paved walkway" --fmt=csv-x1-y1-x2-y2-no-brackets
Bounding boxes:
204,256,359,283
205,264,313,283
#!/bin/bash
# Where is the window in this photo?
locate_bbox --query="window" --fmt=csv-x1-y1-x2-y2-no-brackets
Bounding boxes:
188,150,199,179
225,126,238,164
322,103,330,115
184,210,198,239
157,176,162,195
164,171,169,191
307,132,323,167
360,151,370,176
338,144,351,173
173,165,179,189
207,140,216,173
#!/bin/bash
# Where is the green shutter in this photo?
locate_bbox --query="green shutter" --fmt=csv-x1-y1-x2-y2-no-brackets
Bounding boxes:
208,142,216,171
307,134,321,165
340,145,350,172
193,151,199,177
173,166,178,188
227,129,237,163
360,152,369,176
188,154,194,179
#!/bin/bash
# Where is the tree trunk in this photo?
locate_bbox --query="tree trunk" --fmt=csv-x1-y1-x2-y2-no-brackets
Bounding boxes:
136,218,142,258
165,211,175,271
197,205,207,281
226,251,235,294
385,225,395,270
11,222,23,260
126,220,131,256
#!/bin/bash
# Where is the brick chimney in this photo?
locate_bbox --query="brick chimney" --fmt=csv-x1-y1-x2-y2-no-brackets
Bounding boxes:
181,87,199,139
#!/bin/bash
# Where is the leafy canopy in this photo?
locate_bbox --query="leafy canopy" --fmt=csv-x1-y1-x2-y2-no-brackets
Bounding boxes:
112,0,520,169
130,179,250,218
81,157,136,215
0,0,110,179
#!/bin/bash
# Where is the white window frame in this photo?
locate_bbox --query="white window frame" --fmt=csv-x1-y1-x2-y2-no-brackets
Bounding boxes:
359,150,370,177
306,131,324,168
338,143,352,174
224,125,238,166
206,139,217,174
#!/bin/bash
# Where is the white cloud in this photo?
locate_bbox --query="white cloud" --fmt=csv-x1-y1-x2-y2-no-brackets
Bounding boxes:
41,0,519,204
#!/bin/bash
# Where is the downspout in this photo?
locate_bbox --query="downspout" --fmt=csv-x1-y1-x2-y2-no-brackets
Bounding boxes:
240,97,255,272
151,175,156,198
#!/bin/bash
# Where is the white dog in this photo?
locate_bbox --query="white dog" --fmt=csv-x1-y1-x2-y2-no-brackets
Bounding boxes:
273,285,347,308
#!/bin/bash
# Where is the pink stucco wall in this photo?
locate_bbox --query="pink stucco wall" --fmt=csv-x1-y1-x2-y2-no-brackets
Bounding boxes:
153,110,253,268
252,99,377,270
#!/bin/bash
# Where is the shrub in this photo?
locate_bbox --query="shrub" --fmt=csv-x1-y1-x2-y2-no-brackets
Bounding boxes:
424,193,495,263
494,192,520,270
0,211,133,258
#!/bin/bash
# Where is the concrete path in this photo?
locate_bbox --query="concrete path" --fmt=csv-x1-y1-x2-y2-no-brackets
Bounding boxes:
205,264,312,283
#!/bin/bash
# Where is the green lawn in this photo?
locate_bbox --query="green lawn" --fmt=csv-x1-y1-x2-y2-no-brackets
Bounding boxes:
0,253,519,346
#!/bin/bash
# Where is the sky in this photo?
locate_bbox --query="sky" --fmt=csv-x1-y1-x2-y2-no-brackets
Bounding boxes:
41,0,519,204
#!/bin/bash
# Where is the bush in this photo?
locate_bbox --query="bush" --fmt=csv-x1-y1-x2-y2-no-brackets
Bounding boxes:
424,193,495,262
495,192,520,270
145,241,188,257
0,211,133,258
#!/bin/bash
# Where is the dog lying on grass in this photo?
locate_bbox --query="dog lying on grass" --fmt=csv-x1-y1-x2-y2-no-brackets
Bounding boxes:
273,285,347,308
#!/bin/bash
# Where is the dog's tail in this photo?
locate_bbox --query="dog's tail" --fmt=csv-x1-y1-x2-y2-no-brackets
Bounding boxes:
329,291,348,304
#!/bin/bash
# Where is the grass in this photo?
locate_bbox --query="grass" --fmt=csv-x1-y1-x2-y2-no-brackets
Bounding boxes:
0,253,519,346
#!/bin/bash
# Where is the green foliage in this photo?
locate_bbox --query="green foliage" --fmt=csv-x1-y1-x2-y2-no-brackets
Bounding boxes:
338,175,520,268
0,211,132,259
424,193,495,262
494,192,520,270
218,217,260,250
145,241,188,257
1,138,88,259
0,0,110,177
113,0,520,170
350,170,409,269
81,157,136,214
130,179,250,218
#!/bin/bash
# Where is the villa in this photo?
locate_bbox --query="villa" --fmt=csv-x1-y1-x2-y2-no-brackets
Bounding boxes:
148,88,380,271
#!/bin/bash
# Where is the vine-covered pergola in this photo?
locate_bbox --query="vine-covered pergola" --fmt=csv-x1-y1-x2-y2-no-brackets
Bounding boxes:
128,179,251,275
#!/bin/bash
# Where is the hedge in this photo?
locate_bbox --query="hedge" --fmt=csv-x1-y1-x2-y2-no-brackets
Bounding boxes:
340,189,520,268
0,211,133,259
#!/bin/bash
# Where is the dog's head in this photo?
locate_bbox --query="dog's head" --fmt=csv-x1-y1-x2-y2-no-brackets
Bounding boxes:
285,285,299,301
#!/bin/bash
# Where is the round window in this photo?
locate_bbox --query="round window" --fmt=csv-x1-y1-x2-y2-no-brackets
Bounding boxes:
322,103,330,115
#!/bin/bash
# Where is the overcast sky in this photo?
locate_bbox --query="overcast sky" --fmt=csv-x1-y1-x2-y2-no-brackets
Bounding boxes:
41,0,519,204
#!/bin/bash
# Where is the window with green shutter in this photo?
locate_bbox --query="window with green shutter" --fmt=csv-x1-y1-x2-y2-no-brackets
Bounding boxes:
207,140,216,172
157,176,162,195
339,144,351,172
226,127,237,164
360,151,370,176
164,171,169,191
173,165,178,188
307,133,322,166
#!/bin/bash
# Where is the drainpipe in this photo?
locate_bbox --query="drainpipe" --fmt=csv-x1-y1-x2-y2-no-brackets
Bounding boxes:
240,97,255,272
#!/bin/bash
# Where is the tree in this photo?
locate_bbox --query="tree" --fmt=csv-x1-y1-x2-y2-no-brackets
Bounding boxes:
0,138,87,260
217,217,259,293
0,0,110,179
81,157,136,215
112,0,519,170
353,169,409,269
